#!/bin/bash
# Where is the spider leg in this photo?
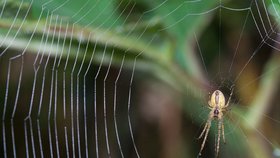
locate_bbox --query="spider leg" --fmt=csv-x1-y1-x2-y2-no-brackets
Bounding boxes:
214,134,217,155
216,120,222,158
225,85,235,108
198,119,212,156
198,120,209,139
222,121,226,144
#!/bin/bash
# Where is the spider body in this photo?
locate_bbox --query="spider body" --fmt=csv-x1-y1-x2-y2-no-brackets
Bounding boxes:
210,90,224,119
198,87,234,157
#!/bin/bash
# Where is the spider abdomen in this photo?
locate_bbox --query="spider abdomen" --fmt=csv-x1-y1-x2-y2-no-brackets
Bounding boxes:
209,90,225,108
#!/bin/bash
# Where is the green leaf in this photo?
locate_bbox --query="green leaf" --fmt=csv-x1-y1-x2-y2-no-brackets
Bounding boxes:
32,0,123,27
133,0,219,81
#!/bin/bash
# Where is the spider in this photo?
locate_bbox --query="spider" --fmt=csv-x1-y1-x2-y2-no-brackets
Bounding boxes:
198,85,234,157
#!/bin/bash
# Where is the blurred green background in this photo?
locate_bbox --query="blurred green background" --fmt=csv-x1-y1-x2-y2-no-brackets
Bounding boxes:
1,0,280,157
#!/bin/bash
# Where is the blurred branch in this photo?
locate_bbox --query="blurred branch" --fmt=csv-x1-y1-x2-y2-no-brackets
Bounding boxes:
0,18,208,99
246,52,280,128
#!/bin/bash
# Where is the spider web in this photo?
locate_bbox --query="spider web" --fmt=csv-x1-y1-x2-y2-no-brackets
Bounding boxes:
1,0,280,158
192,1,280,158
